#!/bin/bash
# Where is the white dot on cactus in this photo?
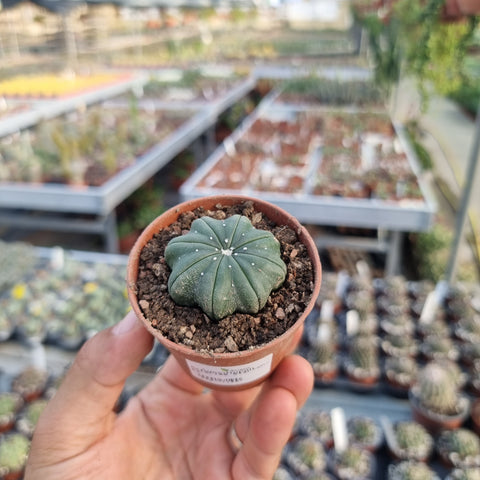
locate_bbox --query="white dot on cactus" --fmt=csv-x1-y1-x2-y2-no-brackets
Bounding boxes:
223,223,226,227
231,283,234,287
224,239,228,243
213,257,217,260
234,253,238,256
251,263,255,266
243,247,247,250
195,249,199,252
201,272,204,276
209,236,213,240
228,265,232,268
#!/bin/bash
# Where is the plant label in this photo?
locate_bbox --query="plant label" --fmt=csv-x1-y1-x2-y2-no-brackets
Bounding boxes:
186,354,273,387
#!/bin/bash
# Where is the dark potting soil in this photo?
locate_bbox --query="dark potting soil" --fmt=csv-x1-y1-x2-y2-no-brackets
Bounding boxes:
134,201,315,353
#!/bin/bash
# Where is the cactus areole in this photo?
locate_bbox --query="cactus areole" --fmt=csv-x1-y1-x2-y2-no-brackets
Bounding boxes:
165,214,287,321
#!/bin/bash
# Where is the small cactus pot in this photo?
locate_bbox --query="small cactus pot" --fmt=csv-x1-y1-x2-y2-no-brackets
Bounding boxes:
127,195,321,391
408,388,470,434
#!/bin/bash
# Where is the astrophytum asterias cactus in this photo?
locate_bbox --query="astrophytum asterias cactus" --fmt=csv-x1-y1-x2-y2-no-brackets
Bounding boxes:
165,214,287,321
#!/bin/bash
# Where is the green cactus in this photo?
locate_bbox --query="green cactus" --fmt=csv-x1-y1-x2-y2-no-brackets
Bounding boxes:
165,214,287,321
387,460,438,480
349,336,378,371
438,429,480,468
348,416,379,446
394,421,433,460
333,445,372,478
415,362,459,415
0,433,30,472
448,468,480,480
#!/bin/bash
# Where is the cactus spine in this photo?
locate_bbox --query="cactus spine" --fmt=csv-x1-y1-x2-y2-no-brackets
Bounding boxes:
349,336,378,371
416,362,459,415
165,214,287,321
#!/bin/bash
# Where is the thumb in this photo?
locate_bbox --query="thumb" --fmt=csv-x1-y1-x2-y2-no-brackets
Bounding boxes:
33,311,153,449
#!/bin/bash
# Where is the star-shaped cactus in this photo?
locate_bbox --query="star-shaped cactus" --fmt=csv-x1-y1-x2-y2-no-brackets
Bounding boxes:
165,214,287,321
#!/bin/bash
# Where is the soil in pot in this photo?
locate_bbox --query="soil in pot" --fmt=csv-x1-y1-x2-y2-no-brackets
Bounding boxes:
133,200,316,354
128,196,321,390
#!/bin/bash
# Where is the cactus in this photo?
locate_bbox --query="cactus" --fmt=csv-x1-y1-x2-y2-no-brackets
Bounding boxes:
393,421,433,460
414,362,459,416
387,460,439,480
348,336,379,372
0,433,30,473
312,341,336,365
447,468,480,480
347,416,381,448
385,356,418,389
165,214,287,321
438,429,480,468
331,445,372,479
286,437,326,476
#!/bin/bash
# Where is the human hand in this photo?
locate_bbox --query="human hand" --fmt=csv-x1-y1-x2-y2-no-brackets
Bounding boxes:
25,310,314,480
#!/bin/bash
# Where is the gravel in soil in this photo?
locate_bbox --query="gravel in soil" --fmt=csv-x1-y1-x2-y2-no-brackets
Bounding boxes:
134,201,315,353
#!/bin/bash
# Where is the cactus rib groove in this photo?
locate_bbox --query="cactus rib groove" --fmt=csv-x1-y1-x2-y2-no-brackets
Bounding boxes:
165,214,287,321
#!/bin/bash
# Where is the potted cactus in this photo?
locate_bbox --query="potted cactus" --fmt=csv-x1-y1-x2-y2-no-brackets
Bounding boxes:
437,429,480,469
343,335,380,390
0,433,30,480
445,468,480,480
327,444,375,480
384,355,419,396
15,398,49,438
127,195,321,391
409,361,471,433
0,393,24,434
454,316,480,344
380,313,415,337
11,367,49,402
297,410,334,448
284,436,327,478
387,420,434,461
420,334,460,362
387,460,440,480
309,339,339,384
381,333,418,358
346,416,383,453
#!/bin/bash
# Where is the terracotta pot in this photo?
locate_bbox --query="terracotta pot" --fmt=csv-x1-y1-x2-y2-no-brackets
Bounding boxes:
471,398,480,436
127,195,322,391
409,390,471,434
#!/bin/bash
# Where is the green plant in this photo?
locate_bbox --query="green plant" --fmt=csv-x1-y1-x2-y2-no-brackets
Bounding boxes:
447,468,480,480
405,120,433,171
286,437,327,477
385,355,418,389
438,429,480,468
0,393,22,429
348,336,379,372
411,223,452,282
0,433,30,473
331,445,373,479
387,459,439,480
413,362,460,415
393,421,433,460
165,214,287,321
347,416,381,448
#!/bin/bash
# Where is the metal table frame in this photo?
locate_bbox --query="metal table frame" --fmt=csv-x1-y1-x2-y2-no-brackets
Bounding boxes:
0,74,256,252
180,96,437,275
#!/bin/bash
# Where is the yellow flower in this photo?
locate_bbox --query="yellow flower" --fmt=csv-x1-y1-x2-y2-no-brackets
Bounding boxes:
83,282,98,294
11,284,27,300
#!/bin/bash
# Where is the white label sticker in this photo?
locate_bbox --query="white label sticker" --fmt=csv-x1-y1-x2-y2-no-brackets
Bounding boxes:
186,354,273,387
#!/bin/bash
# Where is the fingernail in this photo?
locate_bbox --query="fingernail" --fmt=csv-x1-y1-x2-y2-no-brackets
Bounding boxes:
113,312,139,336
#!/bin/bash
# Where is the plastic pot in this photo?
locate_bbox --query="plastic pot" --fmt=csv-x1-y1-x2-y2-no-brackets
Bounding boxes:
127,195,322,391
